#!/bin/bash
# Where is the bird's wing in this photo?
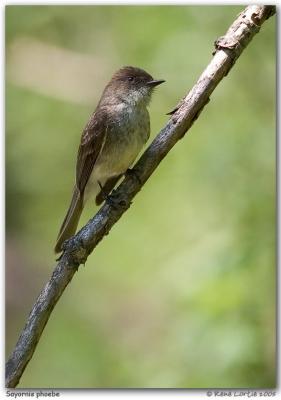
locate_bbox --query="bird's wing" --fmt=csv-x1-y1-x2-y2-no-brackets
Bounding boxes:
76,110,107,195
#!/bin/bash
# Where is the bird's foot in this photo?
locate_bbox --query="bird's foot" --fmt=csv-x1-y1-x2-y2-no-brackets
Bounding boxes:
97,180,112,203
97,180,128,209
97,180,107,201
126,168,142,184
106,190,131,210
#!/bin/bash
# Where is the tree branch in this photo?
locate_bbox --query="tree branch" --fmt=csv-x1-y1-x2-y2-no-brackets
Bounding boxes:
6,5,275,388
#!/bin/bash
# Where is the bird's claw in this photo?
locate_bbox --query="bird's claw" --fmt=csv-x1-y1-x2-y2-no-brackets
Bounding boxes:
106,191,131,209
126,168,142,184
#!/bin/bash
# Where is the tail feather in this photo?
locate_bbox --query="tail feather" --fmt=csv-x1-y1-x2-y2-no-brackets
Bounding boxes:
55,187,83,253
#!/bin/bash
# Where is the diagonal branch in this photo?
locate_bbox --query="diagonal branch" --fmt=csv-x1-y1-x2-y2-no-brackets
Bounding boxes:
6,5,275,388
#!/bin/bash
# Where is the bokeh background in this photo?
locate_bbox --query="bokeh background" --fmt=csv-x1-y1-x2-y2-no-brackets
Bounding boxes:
5,6,276,388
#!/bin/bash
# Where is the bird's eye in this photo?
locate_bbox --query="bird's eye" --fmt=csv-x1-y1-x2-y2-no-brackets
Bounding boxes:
128,77,134,82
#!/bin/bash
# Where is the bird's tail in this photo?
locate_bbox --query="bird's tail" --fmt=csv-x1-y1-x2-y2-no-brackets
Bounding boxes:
54,187,83,253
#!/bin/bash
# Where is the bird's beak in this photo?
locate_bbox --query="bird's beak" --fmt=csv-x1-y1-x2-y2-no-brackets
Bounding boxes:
147,79,165,87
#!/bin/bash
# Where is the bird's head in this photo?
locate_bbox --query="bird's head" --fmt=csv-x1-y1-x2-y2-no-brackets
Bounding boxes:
103,66,165,106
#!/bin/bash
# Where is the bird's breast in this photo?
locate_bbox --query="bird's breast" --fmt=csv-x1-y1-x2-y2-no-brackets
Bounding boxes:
95,104,150,177
84,104,150,204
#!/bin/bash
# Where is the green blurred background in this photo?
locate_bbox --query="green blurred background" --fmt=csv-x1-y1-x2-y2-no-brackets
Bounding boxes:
5,6,276,388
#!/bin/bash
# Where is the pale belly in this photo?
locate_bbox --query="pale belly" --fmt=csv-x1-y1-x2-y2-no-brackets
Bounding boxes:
83,105,150,203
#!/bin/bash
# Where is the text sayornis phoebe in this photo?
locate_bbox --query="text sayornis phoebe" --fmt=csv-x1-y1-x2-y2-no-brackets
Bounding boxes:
55,66,165,253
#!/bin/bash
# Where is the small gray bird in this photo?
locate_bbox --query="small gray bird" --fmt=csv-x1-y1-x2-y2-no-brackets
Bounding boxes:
55,66,165,253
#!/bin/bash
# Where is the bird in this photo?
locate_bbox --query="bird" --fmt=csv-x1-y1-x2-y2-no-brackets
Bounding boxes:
55,66,165,253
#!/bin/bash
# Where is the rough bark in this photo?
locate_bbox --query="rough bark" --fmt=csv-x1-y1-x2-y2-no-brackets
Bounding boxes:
6,5,275,388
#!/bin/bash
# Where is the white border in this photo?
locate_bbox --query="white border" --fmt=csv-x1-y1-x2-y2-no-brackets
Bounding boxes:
1,1,279,399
